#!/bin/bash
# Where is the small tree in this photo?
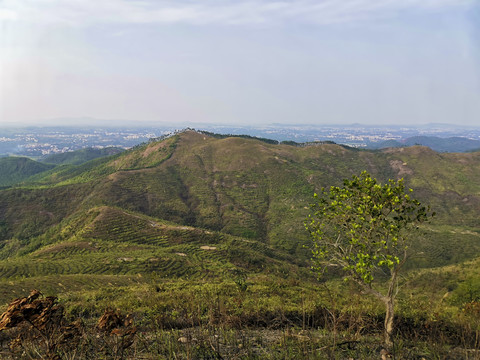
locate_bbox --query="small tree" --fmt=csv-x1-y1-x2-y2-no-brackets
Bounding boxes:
305,171,433,346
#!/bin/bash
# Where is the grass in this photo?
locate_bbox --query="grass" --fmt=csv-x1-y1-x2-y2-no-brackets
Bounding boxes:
1,274,479,359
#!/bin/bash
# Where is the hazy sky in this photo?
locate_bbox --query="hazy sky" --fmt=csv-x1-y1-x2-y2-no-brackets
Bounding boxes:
1,0,479,126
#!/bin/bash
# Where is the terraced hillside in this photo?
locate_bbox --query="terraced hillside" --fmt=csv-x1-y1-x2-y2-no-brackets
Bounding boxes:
0,205,298,282
0,130,479,305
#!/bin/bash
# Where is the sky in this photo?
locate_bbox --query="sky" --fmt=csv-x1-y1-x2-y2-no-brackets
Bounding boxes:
0,0,479,127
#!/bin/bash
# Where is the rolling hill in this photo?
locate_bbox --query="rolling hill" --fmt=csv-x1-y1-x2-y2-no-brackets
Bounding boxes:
370,135,480,152
41,146,124,165
0,130,479,310
0,157,55,187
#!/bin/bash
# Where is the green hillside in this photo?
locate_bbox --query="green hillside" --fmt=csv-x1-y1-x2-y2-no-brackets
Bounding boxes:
2,131,480,264
0,205,301,283
0,157,55,187
41,146,124,165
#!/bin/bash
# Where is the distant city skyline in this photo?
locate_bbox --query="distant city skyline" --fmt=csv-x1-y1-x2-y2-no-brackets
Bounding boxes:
1,0,479,127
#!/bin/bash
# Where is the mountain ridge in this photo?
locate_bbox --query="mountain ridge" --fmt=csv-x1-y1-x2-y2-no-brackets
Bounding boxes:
370,135,480,153
1,130,479,255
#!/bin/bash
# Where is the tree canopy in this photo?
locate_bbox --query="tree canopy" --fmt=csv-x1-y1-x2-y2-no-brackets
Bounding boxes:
305,171,434,345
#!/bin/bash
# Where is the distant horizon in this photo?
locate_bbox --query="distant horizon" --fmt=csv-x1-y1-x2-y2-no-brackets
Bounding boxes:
1,118,479,130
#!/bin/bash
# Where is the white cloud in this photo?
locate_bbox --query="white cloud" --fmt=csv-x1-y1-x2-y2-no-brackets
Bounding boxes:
0,0,474,27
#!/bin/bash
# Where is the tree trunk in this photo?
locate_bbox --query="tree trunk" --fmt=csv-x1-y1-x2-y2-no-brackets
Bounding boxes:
384,297,394,347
